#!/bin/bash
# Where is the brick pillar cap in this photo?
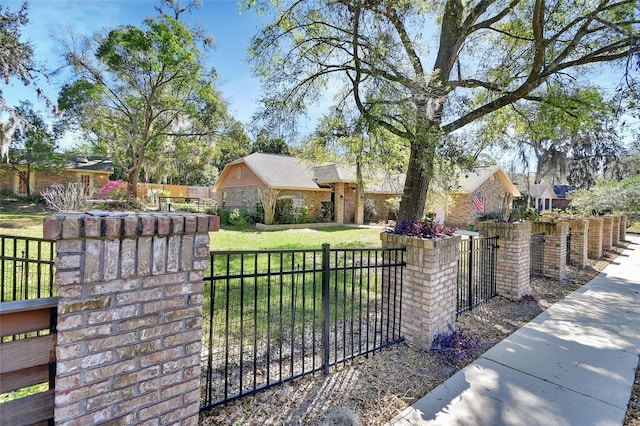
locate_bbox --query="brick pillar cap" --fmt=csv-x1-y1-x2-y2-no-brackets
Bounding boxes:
43,211,219,240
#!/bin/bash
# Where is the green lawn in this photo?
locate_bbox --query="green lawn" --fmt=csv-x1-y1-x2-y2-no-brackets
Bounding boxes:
210,226,385,250
0,212,49,238
0,210,386,249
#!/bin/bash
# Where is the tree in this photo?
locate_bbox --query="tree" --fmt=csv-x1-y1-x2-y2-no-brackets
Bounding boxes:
484,85,626,187
0,101,63,196
570,175,640,223
247,0,639,220
0,1,36,159
251,129,290,155
212,119,252,172
57,1,230,194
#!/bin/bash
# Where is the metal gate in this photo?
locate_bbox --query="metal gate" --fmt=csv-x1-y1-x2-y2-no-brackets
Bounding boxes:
530,233,545,277
456,236,499,314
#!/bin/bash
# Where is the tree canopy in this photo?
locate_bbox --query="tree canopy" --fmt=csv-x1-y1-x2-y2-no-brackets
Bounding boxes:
57,2,231,191
247,0,639,220
0,1,36,160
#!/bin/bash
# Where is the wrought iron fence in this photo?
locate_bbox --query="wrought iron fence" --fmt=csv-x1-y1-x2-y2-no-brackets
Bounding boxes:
456,236,499,314
530,233,545,278
0,235,56,302
201,244,405,410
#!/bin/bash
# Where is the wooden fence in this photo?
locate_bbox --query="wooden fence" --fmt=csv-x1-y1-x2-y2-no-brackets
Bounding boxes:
0,297,57,426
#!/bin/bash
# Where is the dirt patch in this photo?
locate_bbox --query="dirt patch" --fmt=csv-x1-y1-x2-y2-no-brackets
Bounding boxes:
201,243,638,425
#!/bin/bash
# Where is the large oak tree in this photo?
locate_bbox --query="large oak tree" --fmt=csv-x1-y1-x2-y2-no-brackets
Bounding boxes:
247,0,639,220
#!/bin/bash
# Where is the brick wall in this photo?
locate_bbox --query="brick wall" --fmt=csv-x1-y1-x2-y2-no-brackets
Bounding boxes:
44,212,219,425
612,216,621,246
446,176,511,229
587,217,603,259
478,221,532,299
381,233,460,348
564,219,589,268
531,221,568,282
620,215,627,242
602,216,614,250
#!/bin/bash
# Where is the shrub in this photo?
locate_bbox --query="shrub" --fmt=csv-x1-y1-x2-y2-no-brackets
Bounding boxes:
275,196,296,224
363,197,377,223
319,201,334,222
229,209,247,230
99,179,129,200
431,324,482,366
390,219,457,239
42,182,92,212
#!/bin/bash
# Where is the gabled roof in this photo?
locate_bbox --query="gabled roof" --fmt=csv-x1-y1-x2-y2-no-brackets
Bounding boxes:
66,156,113,173
553,184,574,199
457,165,520,196
529,183,557,199
213,153,322,191
312,163,356,185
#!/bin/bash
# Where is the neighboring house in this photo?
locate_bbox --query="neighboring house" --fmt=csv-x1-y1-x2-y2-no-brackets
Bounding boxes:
0,156,113,196
551,184,574,210
212,153,363,224
529,183,557,211
440,166,521,229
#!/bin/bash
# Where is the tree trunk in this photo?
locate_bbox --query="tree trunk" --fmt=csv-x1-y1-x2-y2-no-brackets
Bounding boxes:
397,105,441,221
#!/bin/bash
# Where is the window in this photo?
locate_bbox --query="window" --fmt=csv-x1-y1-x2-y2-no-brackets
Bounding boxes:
236,166,242,180
292,192,305,209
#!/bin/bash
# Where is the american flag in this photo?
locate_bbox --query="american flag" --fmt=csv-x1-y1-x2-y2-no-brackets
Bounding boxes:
472,193,484,213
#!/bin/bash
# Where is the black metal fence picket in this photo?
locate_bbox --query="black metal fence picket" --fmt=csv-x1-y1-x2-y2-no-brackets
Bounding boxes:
456,236,499,314
530,233,545,278
0,235,56,302
200,244,405,410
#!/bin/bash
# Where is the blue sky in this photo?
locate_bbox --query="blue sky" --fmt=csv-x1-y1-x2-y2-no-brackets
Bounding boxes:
2,0,263,127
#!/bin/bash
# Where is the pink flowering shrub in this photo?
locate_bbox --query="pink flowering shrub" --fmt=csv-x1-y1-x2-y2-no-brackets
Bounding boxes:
100,180,129,200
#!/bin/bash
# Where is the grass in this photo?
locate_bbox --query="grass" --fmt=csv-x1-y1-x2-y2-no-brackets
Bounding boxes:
0,209,386,250
0,211,49,238
210,225,385,250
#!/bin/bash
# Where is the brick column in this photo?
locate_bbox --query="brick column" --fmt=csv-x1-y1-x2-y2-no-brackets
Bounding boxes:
620,215,627,242
381,233,460,348
563,219,588,268
602,216,614,250
335,183,345,225
587,217,603,259
44,212,219,426
478,221,532,300
612,216,621,246
531,222,569,281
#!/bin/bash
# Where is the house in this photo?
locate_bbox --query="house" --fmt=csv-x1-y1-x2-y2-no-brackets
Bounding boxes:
529,183,557,211
212,153,364,224
213,154,523,229
438,166,521,229
551,184,574,210
0,156,113,196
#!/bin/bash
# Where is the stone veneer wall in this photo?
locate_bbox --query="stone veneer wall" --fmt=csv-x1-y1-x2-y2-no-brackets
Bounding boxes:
602,216,614,250
380,233,460,348
531,221,569,282
44,212,219,426
477,221,532,299
587,217,603,259
564,219,589,268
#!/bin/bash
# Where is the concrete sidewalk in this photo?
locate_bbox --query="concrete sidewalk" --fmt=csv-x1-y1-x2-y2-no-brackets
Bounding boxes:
388,234,640,426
